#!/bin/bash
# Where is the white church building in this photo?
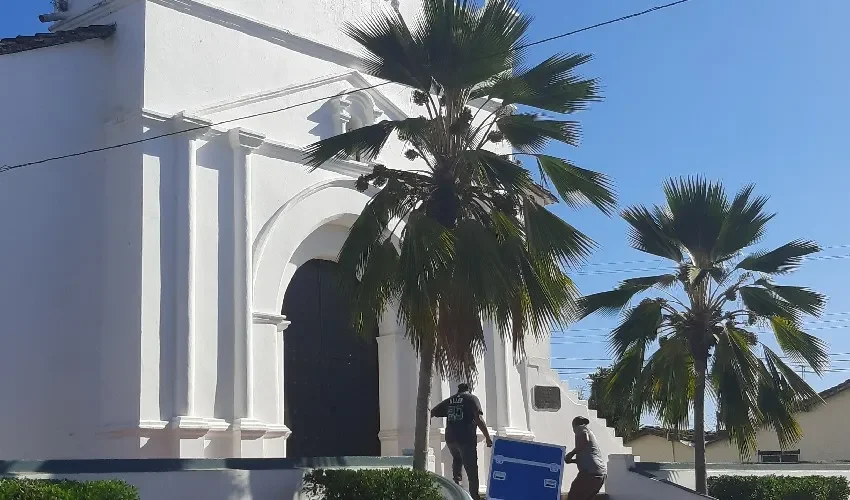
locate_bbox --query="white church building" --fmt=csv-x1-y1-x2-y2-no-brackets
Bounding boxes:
0,0,630,485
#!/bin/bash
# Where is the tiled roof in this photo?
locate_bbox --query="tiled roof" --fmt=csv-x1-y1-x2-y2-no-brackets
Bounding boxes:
819,378,850,400
630,426,727,445
0,24,116,56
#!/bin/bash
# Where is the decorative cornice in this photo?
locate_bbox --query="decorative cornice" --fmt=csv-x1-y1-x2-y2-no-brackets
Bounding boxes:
252,311,290,331
172,111,214,135
228,127,265,150
103,417,289,439
141,108,373,179
265,424,293,439
193,71,409,122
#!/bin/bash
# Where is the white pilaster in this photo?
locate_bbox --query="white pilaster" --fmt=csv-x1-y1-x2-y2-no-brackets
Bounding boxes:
171,112,212,420
238,311,291,457
229,127,265,425
377,332,402,455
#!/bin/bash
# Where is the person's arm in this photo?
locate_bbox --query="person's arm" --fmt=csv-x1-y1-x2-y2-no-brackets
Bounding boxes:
565,429,588,464
472,396,493,447
475,414,493,447
431,400,447,418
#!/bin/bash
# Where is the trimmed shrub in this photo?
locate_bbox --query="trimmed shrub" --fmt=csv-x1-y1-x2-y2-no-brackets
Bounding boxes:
708,475,850,500
302,468,442,500
0,478,139,500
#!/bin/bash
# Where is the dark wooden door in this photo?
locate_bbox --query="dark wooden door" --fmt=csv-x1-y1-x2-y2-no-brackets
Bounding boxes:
282,259,381,458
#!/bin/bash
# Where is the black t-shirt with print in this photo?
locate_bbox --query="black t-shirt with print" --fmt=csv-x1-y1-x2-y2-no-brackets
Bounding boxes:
433,392,483,444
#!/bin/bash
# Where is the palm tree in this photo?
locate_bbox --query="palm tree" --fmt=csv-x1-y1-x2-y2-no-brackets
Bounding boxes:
304,0,614,470
587,367,639,440
578,177,827,494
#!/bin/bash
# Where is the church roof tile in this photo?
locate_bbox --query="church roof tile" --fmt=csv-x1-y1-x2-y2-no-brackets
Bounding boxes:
0,24,116,56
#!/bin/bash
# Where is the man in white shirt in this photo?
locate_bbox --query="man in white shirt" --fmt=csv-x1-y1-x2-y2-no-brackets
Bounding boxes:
564,416,607,500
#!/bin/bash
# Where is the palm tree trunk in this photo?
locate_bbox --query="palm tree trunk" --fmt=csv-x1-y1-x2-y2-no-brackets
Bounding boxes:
412,333,436,470
693,357,708,494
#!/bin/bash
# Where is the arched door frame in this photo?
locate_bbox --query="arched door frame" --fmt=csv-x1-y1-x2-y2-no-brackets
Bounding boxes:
251,180,413,457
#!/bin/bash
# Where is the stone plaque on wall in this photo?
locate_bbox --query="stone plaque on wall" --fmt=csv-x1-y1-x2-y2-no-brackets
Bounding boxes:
533,385,561,411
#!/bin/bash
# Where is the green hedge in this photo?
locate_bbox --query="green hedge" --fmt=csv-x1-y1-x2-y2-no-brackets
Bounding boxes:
708,475,850,500
302,468,442,500
0,479,139,500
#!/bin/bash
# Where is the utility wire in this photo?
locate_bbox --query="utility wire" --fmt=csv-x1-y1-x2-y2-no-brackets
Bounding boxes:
578,244,850,269
1,0,695,174
573,252,850,277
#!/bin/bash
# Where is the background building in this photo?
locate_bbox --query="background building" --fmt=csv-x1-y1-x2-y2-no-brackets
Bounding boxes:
627,379,850,463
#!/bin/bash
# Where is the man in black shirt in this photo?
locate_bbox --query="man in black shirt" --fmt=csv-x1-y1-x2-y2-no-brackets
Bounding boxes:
431,383,493,498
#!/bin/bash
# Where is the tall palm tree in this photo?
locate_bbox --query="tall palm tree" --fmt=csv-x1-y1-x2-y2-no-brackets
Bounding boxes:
304,0,614,470
578,177,827,493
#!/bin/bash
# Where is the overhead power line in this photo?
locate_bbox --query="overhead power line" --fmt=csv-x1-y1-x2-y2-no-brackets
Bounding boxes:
578,244,850,269
1,0,695,174
573,252,850,277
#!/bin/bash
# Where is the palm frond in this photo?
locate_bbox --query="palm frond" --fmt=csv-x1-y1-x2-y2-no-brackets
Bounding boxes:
662,177,729,266
621,274,678,290
395,211,456,351
606,340,648,405
414,0,529,90
470,150,534,196
736,240,820,275
609,299,664,358
713,184,773,259
496,114,581,152
756,348,821,449
577,275,674,319
347,239,401,337
523,200,595,269
769,317,829,375
739,286,798,322
755,280,826,317
474,54,600,114
337,178,420,282
621,205,683,262
303,118,429,168
344,9,430,89
434,286,487,382
536,155,616,215
711,327,761,458
643,336,694,431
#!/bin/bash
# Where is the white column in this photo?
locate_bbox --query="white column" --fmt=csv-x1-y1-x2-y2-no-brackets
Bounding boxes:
171,113,212,421
377,333,402,455
229,127,265,427
249,312,291,457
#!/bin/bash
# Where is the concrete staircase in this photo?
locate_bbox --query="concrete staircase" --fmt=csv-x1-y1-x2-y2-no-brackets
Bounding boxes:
562,385,629,452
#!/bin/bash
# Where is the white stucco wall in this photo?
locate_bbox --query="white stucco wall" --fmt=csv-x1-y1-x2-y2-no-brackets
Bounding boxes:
607,455,713,500
0,0,630,471
0,35,119,459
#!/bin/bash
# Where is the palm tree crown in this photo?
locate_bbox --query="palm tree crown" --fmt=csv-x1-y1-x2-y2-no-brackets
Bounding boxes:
303,0,614,470
579,177,827,493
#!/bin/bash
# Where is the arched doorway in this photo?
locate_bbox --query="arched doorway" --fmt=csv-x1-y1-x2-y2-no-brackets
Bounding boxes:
282,259,381,458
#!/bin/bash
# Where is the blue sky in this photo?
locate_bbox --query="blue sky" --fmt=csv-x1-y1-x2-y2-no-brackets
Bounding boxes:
518,0,850,406
4,0,849,423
